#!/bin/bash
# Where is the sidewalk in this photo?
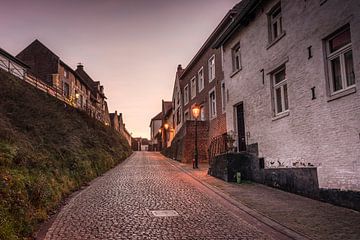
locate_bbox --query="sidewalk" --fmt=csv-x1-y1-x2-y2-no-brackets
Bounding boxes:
169,160,360,240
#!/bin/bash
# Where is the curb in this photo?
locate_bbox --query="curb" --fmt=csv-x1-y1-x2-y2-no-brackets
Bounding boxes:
164,157,313,240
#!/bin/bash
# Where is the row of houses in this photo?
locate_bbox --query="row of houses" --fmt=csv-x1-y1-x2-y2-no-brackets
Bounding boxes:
150,0,359,193
0,39,132,146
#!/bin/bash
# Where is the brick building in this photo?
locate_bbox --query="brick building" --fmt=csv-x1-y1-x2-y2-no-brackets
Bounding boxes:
109,111,132,146
213,0,360,191
165,6,241,163
16,39,110,125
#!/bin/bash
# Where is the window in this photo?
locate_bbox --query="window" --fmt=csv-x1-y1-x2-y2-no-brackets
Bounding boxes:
326,27,355,95
200,105,205,121
184,109,189,121
64,69,68,78
208,55,215,82
184,85,189,105
198,67,204,91
176,108,181,124
177,91,180,104
221,81,226,112
268,2,283,43
190,77,196,99
63,82,70,98
209,88,217,119
272,67,289,115
232,43,241,72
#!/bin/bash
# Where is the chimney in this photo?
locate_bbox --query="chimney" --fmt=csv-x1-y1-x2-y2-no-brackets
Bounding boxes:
100,85,104,94
177,64,182,72
77,63,84,70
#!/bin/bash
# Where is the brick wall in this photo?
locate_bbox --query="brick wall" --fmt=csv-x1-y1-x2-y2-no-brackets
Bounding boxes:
164,120,209,163
222,0,360,191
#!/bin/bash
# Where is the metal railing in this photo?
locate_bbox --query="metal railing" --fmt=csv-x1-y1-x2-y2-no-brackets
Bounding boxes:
208,133,229,161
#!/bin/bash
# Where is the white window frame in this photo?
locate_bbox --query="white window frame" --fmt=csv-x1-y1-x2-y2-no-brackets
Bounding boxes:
268,2,283,43
232,42,241,73
200,105,205,121
190,77,196,99
221,80,226,113
209,87,217,119
184,84,189,105
198,67,204,92
271,66,289,116
208,55,215,82
326,27,355,95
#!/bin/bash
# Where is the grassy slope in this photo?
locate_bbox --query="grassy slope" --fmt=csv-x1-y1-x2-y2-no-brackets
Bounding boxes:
0,70,132,239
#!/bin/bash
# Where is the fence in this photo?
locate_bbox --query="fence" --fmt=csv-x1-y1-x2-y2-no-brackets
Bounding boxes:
208,133,229,163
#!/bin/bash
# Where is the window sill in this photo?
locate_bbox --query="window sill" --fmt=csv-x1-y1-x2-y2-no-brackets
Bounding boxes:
266,31,286,50
272,110,290,121
230,68,241,78
209,78,215,83
327,87,356,102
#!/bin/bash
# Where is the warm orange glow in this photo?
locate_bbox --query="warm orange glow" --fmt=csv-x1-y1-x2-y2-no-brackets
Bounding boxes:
192,104,200,119
164,123,169,130
75,93,80,99
158,128,162,133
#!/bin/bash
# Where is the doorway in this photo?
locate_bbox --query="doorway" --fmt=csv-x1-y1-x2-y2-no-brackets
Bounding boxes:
236,103,246,151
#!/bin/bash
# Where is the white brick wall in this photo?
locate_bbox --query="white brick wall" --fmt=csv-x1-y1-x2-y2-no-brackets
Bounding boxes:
222,0,360,191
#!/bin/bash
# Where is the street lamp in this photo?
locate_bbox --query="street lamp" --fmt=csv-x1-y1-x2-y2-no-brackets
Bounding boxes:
164,123,169,148
192,104,200,169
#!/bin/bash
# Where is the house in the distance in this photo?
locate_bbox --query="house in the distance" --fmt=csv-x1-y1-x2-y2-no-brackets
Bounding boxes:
149,112,162,151
16,39,110,125
109,111,132,146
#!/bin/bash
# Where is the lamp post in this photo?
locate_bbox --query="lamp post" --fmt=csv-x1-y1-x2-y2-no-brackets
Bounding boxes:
191,104,200,169
164,123,169,148
158,128,162,151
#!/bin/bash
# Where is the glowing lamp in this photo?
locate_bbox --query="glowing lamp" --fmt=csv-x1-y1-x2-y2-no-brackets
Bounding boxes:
164,123,169,130
192,104,200,119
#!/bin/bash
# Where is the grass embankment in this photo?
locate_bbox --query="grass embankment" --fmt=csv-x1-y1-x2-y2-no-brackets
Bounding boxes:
0,70,132,239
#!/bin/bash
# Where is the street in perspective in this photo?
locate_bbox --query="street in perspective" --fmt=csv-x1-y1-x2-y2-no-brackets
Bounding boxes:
0,0,359,239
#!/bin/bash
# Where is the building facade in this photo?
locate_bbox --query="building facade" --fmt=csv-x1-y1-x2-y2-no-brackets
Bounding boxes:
16,39,110,125
149,112,162,151
109,111,132,146
165,6,241,163
214,0,360,191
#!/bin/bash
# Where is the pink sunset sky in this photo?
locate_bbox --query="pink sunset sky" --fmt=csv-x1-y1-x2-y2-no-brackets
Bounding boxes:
0,0,238,138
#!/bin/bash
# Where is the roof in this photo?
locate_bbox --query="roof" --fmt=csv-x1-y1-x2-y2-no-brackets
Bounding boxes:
151,112,162,121
0,48,30,68
213,0,263,48
75,65,106,99
179,3,239,78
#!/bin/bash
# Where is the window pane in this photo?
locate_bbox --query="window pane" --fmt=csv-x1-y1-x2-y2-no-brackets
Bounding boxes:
275,69,285,84
329,29,351,52
276,87,282,113
273,22,278,39
283,84,289,110
331,57,342,91
345,50,355,86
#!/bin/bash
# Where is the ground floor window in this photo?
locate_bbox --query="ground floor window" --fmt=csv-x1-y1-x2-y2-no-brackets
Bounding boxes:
272,66,289,115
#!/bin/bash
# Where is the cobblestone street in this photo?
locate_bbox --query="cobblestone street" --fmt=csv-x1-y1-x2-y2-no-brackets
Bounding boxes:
42,152,291,240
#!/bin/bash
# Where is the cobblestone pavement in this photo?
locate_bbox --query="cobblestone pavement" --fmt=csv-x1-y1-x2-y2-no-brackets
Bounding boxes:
44,152,283,240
